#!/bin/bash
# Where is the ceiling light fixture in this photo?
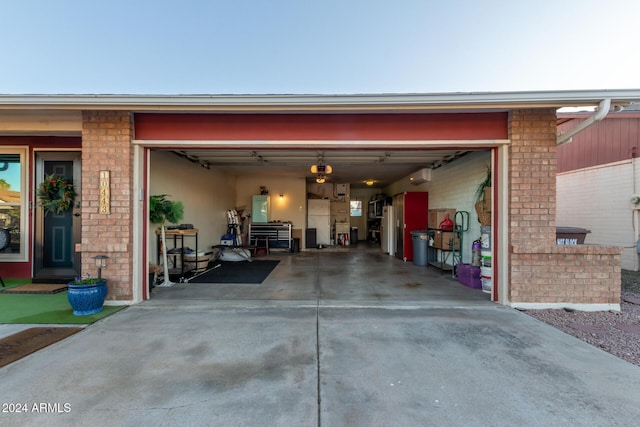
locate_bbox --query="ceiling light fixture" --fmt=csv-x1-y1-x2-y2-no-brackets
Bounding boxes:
310,164,333,174
365,179,375,186
310,155,332,175
315,175,326,184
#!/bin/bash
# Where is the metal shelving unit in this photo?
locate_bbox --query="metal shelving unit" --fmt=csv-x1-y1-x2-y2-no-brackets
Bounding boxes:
427,210,470,277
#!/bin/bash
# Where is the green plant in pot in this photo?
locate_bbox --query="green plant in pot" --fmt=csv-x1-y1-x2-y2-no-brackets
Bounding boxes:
67,272,108,316
149,194,184,287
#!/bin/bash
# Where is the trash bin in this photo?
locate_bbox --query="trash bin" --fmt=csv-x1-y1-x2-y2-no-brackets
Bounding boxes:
556,227,591,245
350,227,358,244
411,230,429,266
291,237,300,253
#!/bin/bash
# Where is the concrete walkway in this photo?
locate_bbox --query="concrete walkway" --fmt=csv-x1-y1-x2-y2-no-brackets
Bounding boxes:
1,246,640,426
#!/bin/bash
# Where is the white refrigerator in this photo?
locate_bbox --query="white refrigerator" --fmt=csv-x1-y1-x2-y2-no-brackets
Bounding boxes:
307,199,331,246
380,205,395,256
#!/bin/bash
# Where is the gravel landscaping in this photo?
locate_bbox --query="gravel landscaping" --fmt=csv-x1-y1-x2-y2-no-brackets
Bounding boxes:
525,270,640,367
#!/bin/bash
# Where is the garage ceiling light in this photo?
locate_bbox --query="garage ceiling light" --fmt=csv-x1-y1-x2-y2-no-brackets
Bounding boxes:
310,155,332,175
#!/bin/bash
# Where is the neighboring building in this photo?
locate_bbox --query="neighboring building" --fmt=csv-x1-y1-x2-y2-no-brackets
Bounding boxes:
1,90,639,311
557,104,640,271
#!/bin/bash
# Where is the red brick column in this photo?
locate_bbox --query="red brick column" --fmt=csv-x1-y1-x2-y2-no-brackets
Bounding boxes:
508,108,558,245
508,109,622,306
81,111,134,301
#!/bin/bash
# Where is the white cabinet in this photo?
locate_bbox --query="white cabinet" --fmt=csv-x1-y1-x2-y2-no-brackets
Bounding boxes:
252,195,270,223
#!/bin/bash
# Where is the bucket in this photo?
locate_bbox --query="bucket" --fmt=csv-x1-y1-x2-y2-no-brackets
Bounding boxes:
184,252,210,272
481,250,492,267
480,266,492,294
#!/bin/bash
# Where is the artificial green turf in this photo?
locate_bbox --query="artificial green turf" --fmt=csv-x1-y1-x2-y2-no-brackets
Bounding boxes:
0,278,126,324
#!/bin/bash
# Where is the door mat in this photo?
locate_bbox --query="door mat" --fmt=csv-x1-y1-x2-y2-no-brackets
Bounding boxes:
188,260,280,284
0,327,82,368
1,283,68,294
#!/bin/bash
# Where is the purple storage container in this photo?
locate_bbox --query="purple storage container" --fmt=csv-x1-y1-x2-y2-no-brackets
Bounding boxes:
456,263,482,289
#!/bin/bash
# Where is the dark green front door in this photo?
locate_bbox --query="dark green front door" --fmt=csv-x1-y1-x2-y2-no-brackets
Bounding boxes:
42,161,74,269
34,153,81,282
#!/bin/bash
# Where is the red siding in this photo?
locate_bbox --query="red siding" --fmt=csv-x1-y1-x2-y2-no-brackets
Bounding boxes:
0,136,81,149
557,114,640,172
0,136,81,279
134,113,508,141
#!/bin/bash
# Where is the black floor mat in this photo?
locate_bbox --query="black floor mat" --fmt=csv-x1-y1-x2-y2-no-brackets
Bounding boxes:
188,260,280,284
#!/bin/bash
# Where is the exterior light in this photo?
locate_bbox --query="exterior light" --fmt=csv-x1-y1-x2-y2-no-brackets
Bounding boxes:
92,255,109,279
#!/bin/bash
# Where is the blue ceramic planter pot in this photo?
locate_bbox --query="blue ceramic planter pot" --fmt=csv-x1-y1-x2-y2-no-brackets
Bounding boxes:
67,280,108,316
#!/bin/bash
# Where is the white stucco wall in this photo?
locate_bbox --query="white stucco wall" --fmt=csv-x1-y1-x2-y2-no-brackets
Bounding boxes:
557,159,640,271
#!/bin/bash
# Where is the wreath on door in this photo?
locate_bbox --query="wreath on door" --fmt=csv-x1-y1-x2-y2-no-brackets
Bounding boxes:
37,174,76,215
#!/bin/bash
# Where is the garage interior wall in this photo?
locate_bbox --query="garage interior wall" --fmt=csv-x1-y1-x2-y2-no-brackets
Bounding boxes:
148,149,492,262
351,187,382,240
235,174,307,243
148,151,237,262
385,150,492,263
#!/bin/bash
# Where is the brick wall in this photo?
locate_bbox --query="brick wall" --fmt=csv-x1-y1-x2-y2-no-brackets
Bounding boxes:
508,109,622,305
81,111,134,301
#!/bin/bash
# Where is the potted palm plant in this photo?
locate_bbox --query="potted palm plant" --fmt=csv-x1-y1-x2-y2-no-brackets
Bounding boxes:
149,194,184,287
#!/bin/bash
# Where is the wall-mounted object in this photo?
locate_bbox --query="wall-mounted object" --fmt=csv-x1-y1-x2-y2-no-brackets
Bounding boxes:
408,168,432,186
99,170,110,214
252,195,271,223
336,183,348,197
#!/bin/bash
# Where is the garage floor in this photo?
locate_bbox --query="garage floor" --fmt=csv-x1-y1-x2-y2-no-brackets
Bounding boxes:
148,242,491,306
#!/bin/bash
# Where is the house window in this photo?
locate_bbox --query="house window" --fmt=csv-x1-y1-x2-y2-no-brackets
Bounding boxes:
0,149,26,260
350,200,362,217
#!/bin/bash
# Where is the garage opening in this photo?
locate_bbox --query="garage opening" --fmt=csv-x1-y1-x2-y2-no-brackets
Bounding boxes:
143,145,497,304
135,111,505,303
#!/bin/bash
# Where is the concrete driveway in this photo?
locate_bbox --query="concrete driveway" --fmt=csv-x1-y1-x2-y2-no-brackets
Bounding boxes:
1,247,640,426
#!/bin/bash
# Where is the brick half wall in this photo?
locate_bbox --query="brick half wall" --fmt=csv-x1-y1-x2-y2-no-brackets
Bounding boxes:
508,109,622,309
510,244,622,306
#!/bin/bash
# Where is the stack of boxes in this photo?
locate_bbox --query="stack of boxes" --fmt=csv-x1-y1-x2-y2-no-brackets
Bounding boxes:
428,209,459,251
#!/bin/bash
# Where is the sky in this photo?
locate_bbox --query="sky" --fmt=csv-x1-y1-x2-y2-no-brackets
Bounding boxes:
0,0,638,95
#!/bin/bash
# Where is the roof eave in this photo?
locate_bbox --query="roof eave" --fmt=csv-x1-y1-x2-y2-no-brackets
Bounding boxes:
0,89,639,112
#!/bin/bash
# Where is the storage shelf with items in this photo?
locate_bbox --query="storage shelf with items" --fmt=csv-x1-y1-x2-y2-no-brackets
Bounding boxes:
331,199,351,245
367,195,391,243
426,229,460,273
426,210,469,277
156,228,199,276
